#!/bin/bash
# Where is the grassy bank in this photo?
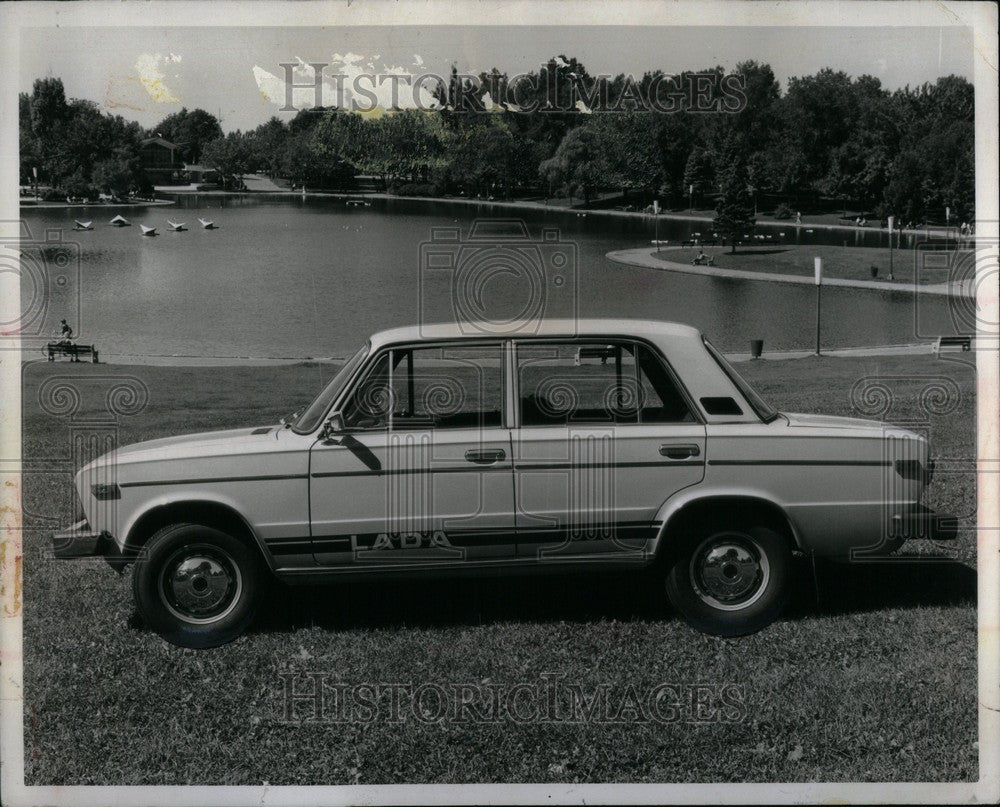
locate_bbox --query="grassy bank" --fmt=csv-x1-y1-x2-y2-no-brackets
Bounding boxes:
21,355,977,784
661,244,968,285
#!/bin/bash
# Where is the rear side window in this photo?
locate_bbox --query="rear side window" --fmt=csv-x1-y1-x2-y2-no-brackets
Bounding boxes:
516,341,694,426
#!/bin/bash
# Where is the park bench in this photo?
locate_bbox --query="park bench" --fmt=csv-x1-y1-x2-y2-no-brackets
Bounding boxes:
934,335,973,353
681,238,719,247
46,342,100,363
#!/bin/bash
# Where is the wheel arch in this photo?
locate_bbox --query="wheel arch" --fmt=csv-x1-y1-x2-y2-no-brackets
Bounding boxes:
123,499,275,570
652,491,803,563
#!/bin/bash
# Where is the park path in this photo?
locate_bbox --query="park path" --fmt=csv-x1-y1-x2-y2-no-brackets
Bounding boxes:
606,247,970,297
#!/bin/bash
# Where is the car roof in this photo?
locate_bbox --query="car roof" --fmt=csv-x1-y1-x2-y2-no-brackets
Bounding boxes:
368,319,702,349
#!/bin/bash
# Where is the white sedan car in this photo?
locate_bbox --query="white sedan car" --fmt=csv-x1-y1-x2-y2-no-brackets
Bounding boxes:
54,319,954,647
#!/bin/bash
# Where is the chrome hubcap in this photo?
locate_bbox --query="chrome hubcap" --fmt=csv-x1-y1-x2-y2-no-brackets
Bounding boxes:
159,544,242,624
690,533,769,611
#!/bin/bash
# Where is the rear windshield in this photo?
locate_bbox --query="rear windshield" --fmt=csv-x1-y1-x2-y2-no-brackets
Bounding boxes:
702,337,778,423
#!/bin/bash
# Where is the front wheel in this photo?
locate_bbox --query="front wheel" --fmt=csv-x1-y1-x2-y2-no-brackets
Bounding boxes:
132,523,265,648
664,524,791,636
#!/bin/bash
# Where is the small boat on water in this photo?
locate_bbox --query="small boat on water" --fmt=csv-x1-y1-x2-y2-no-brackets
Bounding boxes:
139,225,158,237
73,220,93,231
167,220,187,231
198,218,218,229
345,199,371,207
110,214,130,226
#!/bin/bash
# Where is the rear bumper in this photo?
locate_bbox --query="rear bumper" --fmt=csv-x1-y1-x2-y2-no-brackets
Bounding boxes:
892,505,958,541
53,520,130,571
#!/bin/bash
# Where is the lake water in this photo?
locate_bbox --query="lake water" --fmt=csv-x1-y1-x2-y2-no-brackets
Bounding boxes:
20,195,960,360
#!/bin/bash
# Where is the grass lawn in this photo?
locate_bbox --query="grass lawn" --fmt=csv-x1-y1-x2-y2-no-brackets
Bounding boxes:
21,355,978,785
660,244,969,285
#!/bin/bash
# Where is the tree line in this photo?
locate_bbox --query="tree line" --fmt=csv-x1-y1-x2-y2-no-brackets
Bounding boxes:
20,59,974,223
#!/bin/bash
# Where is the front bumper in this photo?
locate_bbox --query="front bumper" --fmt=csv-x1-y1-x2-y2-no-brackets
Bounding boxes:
891,505,958,542
53,520,131,572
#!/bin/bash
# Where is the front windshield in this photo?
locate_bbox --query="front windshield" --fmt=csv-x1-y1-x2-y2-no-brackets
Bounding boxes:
703,337,778,423
291,342,370,433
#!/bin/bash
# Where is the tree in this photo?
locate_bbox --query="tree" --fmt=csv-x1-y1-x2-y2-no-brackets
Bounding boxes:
92,150,144,195
713,136,756,252
539,124,612,205
202,132,252,189
151,108,223,163
683,147,714,208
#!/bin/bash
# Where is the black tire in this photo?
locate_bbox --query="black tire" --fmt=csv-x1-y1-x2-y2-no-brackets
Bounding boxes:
664,522,791,636
132,522,265,648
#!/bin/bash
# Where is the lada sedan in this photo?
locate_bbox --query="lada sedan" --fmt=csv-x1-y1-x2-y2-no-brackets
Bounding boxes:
54,320,953,647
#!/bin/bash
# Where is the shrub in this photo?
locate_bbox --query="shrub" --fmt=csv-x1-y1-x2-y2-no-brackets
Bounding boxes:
390,182,440,197
773,202,794,220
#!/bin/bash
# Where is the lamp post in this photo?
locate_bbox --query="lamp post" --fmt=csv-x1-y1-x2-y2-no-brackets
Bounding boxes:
814,257,823,356
653,199,660,252
888,215,895,281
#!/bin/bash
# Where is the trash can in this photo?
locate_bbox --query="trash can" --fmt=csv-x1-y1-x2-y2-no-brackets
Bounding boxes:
870,265,879,278
750,339,764,359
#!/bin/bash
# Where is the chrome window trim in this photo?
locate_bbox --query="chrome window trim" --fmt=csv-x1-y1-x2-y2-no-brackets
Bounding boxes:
510,334,705,429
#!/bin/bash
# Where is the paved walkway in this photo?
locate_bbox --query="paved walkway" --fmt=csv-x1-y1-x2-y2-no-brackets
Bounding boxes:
607,247,970,297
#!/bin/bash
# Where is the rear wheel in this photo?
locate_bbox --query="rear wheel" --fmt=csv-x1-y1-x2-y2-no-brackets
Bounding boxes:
665,523,791,636
132,522,265,648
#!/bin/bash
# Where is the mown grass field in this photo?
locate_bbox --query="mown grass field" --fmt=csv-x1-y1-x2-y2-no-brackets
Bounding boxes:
21,353,978,785
662,244,970,284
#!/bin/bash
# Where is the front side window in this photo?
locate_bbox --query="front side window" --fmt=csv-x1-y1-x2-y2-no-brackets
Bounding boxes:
516,341,694,427
342,343,504,430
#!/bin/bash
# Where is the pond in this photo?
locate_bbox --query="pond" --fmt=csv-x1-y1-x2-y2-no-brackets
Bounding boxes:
20,195,961,361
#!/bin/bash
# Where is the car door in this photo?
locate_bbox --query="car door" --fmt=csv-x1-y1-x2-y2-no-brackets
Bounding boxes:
512,339,706,560
309,341,516,567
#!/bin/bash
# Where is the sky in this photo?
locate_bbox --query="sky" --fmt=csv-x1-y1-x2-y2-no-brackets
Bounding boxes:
20,25,975,132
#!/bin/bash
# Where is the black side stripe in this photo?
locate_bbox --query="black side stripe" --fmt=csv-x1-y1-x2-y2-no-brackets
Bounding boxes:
707,460,890,467
311,460,702,479
266,522,660,554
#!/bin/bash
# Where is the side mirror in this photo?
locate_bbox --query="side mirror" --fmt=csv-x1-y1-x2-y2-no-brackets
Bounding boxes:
322,412,345,441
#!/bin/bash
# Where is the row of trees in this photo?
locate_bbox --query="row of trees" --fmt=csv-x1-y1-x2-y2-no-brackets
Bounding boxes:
20,59,974,222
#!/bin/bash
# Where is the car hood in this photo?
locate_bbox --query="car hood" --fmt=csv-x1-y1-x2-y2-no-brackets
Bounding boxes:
82,425,282,472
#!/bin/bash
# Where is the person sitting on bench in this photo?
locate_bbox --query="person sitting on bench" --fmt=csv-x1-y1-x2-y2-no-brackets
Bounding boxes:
59,319,74,345
692,250,715,266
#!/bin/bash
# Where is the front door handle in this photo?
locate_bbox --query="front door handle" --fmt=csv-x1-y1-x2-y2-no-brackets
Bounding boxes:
660,443,701,460
465,448,506,465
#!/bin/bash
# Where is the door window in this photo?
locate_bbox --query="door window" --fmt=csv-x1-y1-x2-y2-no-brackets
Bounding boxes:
342,344,504,430
516,341,694,426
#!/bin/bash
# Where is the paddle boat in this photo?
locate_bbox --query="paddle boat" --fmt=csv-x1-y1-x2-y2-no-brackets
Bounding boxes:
73,220,93,231
167,220,188,232
198,218,218,229
345,199,371,208
139,225,158,237
110,215,130,227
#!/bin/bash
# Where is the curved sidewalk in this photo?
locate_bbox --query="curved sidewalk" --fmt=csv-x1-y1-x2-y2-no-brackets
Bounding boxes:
607,247,965,297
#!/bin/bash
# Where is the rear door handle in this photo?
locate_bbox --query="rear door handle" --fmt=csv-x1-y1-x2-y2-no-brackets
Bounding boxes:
660,443,700,460
465,448,506,465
